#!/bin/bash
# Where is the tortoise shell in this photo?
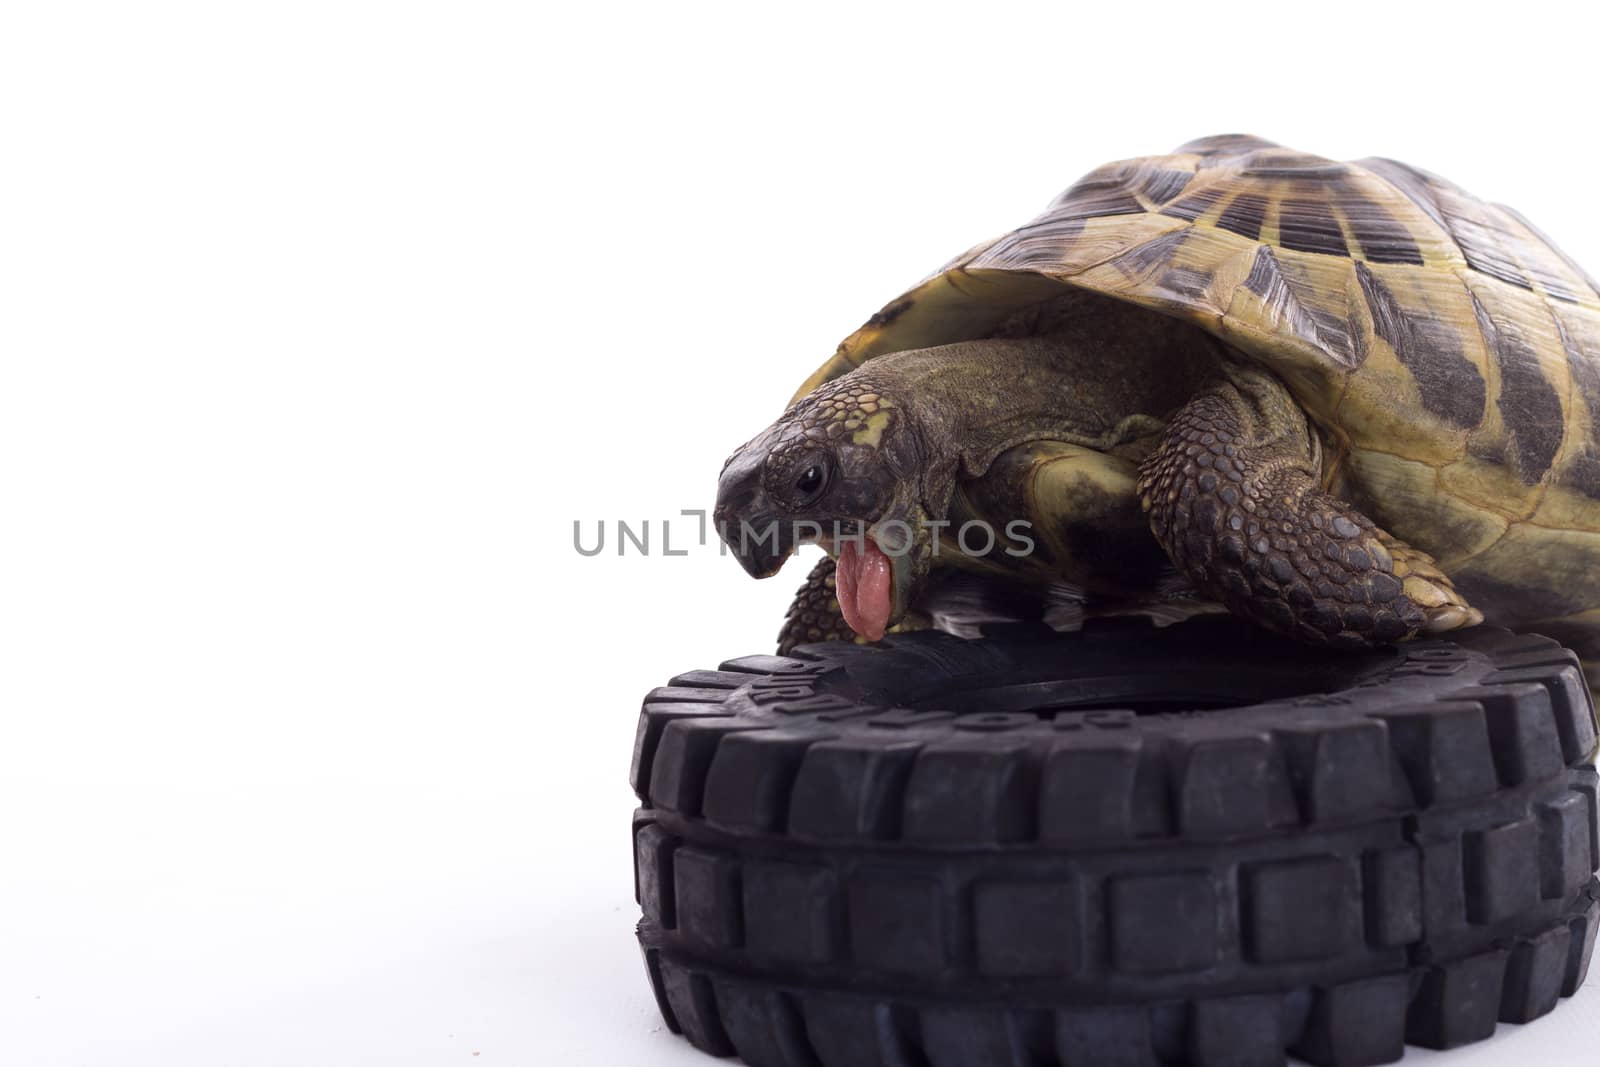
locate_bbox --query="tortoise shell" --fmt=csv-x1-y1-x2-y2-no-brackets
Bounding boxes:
792,135,1600,643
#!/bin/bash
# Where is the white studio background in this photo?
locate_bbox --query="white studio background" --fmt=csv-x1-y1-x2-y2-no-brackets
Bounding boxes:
0,2,1595,1064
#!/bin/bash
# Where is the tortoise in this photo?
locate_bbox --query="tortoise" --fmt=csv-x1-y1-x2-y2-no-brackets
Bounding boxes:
712,135,1600,693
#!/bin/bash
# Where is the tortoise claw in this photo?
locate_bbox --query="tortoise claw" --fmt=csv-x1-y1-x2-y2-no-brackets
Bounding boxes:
1420,603,1485,634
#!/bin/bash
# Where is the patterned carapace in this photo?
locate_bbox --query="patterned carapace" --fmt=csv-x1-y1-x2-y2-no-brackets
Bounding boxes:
786,135,1600,673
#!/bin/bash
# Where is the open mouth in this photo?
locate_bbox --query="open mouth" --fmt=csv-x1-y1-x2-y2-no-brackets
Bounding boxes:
772,523,912,643
835,536,893,641
830,527,916,642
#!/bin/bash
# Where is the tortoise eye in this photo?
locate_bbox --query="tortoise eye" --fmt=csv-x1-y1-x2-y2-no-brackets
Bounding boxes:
795,463,827,499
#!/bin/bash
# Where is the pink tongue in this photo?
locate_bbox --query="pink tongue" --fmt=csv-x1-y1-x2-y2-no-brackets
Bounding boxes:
834,539,893,641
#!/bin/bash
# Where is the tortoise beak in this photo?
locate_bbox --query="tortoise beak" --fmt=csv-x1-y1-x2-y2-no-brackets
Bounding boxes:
715,445,794,579
718,510,794,578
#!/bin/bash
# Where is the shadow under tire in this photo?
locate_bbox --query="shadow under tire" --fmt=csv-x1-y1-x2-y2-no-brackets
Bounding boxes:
631,616,1600,1067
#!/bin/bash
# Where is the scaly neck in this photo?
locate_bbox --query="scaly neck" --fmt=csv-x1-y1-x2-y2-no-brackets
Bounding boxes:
865,330,1216,483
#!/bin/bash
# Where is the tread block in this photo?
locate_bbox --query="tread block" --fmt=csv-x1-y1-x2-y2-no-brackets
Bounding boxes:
1244,855,1357,963
1463,817,1540,924
1443,684,1566,785
876,1003,930,1067
630,810,654,904
658,960,734,1056
1406,947,1509,1049
667,669,751,690
1442,627,1534,654
643,685,735,704
787,738,923,841
648,717,765,815
711,983,814,1067
1189,994,1284,1067
1172,734,1295,837
702,729,822,832
973,879,1082,977
1109,871,1220,973
1147,1001,1187,1061
635,822,679,929
1500,923,1572,1023
1537,791,1594,899
921,1006,1016,1067
743,861,838,964
1486,664,1598,763
799,997,891,1067
674,847,743,949
639,947,681,1036
718,653,815,674
1040,735,1159,843
1576,775,1600,875
630,701,734,797
1272,719,1390,823
1565,890,1600,997
1492,645,1583,672
1290,974,1409,1067
789,640,882,662
1418,835,1468,937
1362,846,1423,947
1055,1005,1159,1067
848,870,945,973
1370,703,1498,805
902,739,1036,844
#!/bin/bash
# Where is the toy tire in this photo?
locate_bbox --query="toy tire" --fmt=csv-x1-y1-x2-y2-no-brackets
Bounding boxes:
631,617,1600,1066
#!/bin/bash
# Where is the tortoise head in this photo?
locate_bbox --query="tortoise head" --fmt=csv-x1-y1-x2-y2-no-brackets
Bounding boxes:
714,381,934,641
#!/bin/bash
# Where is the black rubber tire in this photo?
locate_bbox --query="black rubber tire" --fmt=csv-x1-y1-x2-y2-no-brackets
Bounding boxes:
631,616,1600,1067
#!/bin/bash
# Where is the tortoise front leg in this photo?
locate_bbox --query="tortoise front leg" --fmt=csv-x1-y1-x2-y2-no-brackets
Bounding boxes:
776,556,931,654
777,556,858,653
1138,364,1481,648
